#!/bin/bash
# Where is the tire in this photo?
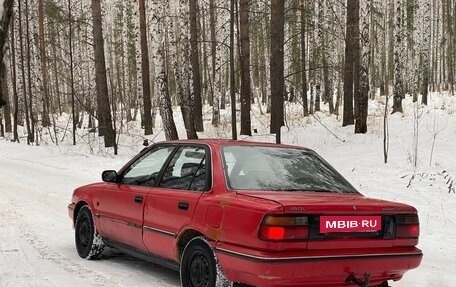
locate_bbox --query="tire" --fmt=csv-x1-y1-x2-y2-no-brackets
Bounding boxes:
75,205,105,260
181,237,224,287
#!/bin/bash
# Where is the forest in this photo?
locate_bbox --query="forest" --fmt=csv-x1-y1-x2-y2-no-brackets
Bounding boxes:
0,0,455,155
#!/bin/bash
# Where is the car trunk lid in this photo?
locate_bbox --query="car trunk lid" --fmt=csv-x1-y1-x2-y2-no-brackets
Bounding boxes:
237,191,418,249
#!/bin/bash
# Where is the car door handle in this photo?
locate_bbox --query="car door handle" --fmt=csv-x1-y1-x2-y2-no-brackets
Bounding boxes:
134,196,143,204
178,201,189,210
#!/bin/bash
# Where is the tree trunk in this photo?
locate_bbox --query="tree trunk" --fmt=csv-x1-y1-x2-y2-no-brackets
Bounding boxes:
25,0,35,143
189,0,203,132
230,0,237,140
392,0,404,113
151,0,178,141
139,0,153,135
92,0,117,152
176,0,198,139
239,0,251,136
38,0,51,127
18,0,32,144
355,0,370,134
2,64,11,133
10,9,19,142
209,0,220,127
300,0,308,117
421,0,430,105
270,0,285,143
0,0,14,109
343,0,359,126
68,0,77,145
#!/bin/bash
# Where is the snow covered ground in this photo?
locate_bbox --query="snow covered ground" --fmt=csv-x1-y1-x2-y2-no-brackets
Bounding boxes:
1,93,455,286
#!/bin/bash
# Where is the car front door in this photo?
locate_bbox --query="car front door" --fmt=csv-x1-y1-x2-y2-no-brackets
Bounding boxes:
98,145,176,251
143,145,209,260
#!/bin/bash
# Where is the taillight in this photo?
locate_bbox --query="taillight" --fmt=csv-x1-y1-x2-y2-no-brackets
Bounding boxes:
259,215,309,241
396,214,420,238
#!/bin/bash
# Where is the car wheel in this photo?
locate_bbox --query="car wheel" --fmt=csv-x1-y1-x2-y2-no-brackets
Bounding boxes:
181,236,231,287
75,205,105,260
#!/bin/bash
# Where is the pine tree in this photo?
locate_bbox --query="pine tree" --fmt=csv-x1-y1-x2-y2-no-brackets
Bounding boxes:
300,0,308,117
239,0,251,136
0,0,14,108
92,0,117,152
343,0,359,126
270,0,285,144
189,0,203,132
355,0,370,133
139,0,153,135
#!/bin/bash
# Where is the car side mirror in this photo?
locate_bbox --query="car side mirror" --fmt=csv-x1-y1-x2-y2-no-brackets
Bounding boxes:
102,170,118,183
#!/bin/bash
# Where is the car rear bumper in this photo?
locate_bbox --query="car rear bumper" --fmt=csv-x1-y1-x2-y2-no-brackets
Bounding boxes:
214,244,422,287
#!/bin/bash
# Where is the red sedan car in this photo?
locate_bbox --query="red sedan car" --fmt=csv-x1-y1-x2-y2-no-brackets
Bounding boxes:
68,139,422,287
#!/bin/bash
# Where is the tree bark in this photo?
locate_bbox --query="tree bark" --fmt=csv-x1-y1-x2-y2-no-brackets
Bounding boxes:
270,0,285,143
139,0,153,135
151,0,178,141
68,0,77,145
18,0,32,144
189,0,203,132
209,0,220,127
175,0,198,139
38,0,51,127
239,0,251,136
392,0,404,113
25,0,35,143
2,63,11,132
421,0,430,105
301,0,309,117
355,0,370,133
342,0,359,126
0,0,14,108
9,9,19,142
230,0,237,140
92,0,117,152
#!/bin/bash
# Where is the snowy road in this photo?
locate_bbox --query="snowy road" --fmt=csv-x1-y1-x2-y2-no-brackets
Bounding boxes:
0,144,180,287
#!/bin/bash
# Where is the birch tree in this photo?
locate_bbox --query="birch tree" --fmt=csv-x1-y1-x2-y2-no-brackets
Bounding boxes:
150,0,178,140
420,0,430,105
392,0,404,113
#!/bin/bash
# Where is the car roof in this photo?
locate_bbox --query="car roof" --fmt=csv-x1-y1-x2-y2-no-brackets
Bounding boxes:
154,139,311,150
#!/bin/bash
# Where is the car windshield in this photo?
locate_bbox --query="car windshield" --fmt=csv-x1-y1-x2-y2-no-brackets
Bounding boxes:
221,145,357,193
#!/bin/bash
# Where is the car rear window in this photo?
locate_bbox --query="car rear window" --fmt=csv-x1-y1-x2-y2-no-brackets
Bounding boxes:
221,145,357,193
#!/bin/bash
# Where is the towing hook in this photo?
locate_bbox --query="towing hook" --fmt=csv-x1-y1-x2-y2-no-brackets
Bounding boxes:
345,273,371,287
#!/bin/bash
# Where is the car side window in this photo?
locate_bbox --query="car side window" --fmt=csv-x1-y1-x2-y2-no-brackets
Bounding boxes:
159,146,207,191
121,146,175,187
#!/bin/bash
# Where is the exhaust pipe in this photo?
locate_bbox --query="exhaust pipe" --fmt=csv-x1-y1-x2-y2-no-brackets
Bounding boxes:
345,273,391,287
345,273,371,287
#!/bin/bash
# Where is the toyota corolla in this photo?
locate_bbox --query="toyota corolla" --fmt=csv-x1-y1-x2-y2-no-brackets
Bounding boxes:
68,139,422,287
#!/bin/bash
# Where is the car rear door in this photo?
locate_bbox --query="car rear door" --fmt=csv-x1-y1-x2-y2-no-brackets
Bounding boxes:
143,145,209,260
98,145,176,251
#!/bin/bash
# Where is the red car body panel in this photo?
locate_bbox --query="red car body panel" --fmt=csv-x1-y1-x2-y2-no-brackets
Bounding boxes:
143,188,203,259
69,139,422,287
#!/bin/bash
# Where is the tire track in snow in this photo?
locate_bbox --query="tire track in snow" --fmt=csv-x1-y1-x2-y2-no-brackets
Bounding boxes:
0,150,179,287
0,187,121,287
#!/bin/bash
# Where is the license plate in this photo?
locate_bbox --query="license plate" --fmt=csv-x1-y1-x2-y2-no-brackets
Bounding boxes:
320,216,382,233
